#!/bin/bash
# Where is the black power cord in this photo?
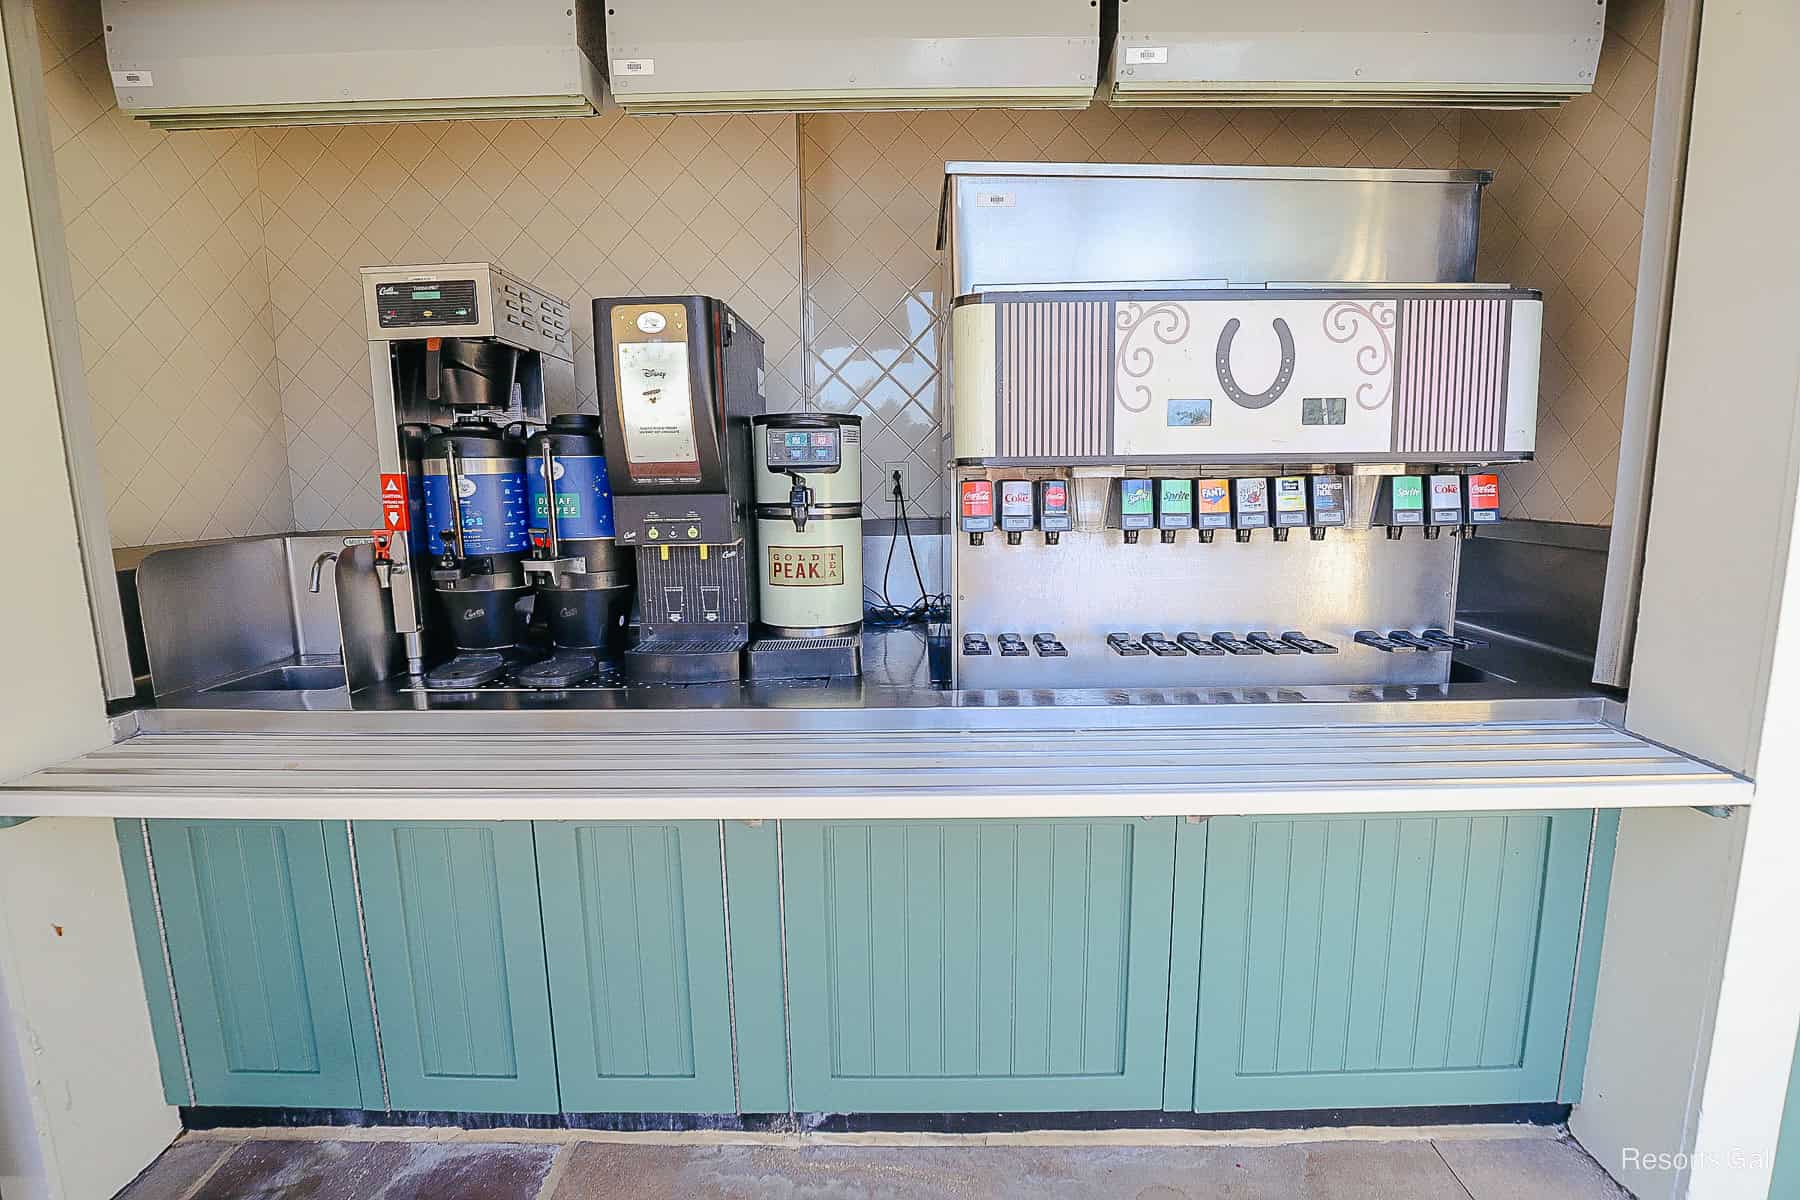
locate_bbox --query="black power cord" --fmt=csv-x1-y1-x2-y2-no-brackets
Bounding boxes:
863,468,950,628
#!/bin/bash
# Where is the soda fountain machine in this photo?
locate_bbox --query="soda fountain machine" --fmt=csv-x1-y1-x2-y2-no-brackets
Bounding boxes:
936,160,1544,693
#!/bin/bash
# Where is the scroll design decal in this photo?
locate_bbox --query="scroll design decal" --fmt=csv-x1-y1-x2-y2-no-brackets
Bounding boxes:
1215,318,1297,410
1115,301,1191,413
1322,300,1396,411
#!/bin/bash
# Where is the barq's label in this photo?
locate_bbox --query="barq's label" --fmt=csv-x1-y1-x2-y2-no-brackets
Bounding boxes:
768,544,844,587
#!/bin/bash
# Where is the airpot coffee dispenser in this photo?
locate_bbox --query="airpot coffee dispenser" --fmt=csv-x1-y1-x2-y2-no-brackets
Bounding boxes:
361,262,574,685
517,414,633,687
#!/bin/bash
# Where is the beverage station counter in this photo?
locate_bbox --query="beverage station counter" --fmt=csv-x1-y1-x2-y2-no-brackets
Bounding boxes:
0,167,1752,1129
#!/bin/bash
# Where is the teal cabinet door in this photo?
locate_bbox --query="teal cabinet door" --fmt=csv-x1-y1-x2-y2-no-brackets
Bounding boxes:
353,821,558,1113
144,820,368,1108
536,821,737,1113
783,819,1177,1112
1189,811,1594,1112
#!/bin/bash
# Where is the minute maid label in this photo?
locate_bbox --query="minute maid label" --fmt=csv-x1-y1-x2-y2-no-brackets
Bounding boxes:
527,455,616,541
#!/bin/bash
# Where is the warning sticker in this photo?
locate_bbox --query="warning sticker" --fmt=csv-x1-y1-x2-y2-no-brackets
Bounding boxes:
379,473,409,532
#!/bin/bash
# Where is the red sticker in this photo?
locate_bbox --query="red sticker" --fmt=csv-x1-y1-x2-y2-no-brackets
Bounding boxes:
379,473,409,532
1468,473,1500,510
960,480,994,518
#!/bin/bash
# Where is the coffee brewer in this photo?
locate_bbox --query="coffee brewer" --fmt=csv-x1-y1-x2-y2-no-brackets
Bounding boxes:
362,262,575,686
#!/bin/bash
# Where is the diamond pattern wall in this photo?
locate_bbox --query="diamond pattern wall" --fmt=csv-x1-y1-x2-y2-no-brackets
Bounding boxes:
40,0,1659,543
798,106,1465,519
257,113,803,530
1465,0,1665,524
34,0,290,548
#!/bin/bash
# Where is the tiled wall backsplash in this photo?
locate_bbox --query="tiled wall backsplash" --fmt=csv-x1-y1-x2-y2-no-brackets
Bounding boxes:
797,105,1465,521
41,0,1660,546
36,0,292,548
261,112,802,530
1470,0,1664,524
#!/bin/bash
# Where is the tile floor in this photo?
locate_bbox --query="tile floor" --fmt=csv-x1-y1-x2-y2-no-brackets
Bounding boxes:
115,1127,1635,1199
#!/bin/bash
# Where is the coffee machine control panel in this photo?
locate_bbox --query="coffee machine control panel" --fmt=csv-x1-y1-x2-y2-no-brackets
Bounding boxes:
376,279,480,328
767,426,842,471
361,263,572,360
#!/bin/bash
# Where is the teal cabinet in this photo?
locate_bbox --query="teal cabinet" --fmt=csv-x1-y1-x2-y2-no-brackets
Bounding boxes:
782,819,1177,1112
536,821,737,1112
1184,811,1595,1112
129,820,370,1108
353,821,558,1113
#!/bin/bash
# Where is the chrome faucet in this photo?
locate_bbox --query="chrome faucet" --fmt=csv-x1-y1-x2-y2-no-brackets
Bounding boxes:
308,551,340,594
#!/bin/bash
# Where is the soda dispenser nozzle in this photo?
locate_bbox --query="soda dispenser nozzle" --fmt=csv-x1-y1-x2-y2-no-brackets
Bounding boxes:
785,471,813,532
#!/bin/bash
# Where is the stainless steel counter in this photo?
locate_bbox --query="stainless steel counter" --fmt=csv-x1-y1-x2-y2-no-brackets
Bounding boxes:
0,627,1743,822
132,626,1607,727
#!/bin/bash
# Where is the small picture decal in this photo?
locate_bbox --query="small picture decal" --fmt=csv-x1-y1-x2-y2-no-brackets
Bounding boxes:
1302,397,1348,426
1167,398,1213,427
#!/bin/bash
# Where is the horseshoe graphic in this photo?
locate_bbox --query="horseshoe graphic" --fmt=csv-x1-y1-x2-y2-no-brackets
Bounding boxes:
1215,317,1297,410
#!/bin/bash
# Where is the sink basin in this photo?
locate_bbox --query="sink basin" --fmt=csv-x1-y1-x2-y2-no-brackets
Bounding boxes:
206,664,347,692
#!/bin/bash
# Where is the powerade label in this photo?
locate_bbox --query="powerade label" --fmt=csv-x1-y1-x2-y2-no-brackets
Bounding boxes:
1157,479,1194,529
999,480,1034,532
1273,475,1309,527
1429,474,1465,525
1390,476,1425,525
959,480,995,532
1467,473,1501,523
1232,478,1269,529
1118,478,1154,530
1196,479,1232,530
1310,475,1348,527
527,455,616,541
1036,480,1072,531
423,468,529,556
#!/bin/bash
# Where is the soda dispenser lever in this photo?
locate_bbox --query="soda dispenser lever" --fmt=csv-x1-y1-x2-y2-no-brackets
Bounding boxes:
1142,632,1187,656
1387,630,1446,652
1280,631,1338,654
1420,627,1487,650
1156,480,1195,544
1308,475,1349,541
1106,632,1150,656
1464,473,1501,535
1035,479,1073,545
1272,476,1309,543
1176,631,1227,656
1114,478,1155,545
1232,478,1270,543
1354,630,1411,653
1427,474,1464,540
1246,631,1303,655
998,480,1034,546
1195,479,1231,544
1211,632,1263,655
1375,476,1425,539
959,480,995,546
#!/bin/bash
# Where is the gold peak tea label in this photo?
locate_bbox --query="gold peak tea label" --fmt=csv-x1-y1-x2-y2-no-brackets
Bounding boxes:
768,544,844,587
